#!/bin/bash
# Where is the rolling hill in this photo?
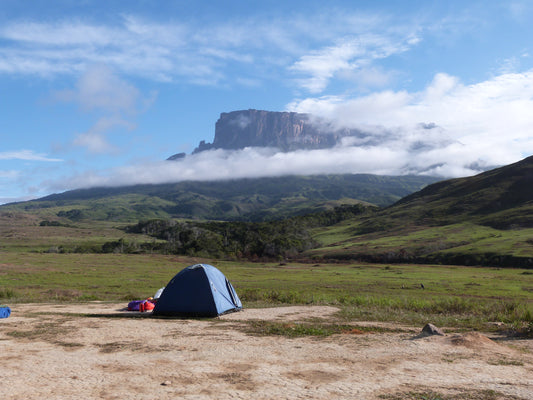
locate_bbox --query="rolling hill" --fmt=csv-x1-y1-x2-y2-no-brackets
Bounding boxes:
0,174,439,223
307,155,533,267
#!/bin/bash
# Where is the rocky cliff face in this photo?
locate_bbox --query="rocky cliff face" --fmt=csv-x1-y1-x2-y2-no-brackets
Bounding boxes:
192,109,362,154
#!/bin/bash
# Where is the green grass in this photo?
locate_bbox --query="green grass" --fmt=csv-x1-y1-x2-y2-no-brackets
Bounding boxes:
309,221,533,265
378,389,523,400
0,214,162,254
0,252,180,302
240,320,385,337
1,254,532,332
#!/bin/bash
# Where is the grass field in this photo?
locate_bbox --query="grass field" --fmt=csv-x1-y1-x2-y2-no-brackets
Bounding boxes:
309,219,533,266
1,251,532,333
1,210,532,335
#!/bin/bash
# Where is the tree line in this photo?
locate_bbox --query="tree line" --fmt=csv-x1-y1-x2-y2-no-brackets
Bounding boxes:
118,204,371,259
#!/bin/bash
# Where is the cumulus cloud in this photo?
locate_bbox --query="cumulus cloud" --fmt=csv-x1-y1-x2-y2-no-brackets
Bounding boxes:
56,65,140,114
54,65,151,154
286,70,533,173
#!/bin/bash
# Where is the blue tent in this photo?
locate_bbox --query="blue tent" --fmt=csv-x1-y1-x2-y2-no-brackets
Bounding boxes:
152,264,242,317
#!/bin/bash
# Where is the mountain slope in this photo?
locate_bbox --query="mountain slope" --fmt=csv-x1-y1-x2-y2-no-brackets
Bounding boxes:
307,156,533,266
386,154,533,229
0,174,439,223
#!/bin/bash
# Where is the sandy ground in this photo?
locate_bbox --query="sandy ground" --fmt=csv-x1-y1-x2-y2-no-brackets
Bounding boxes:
1,303,532,400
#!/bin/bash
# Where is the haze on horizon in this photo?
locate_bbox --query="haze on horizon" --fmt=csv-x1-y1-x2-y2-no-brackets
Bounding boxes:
2,0,533,204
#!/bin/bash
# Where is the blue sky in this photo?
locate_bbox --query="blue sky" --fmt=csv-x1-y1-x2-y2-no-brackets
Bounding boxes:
2,1,533,204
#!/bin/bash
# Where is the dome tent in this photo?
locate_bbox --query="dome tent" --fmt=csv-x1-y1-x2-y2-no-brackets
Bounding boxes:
152,264,242,317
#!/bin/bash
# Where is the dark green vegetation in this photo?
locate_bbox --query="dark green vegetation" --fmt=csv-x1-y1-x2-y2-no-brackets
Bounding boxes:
124,204,370,259
0,174,438,222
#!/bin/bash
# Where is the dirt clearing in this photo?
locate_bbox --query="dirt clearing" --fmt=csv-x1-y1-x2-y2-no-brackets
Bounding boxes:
1,303,532,399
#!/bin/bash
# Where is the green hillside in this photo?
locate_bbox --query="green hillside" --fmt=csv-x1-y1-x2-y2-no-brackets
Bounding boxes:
1,174,438,223
307,156,533,267
5,156,533,268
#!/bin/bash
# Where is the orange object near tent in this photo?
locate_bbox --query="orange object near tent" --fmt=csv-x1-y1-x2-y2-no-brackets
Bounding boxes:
138,300,155,312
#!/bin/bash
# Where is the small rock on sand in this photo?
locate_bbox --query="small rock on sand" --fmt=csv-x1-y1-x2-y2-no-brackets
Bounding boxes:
421,323,445,336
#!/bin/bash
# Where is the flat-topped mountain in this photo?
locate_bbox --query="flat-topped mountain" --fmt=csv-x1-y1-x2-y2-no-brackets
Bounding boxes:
191,109,363,153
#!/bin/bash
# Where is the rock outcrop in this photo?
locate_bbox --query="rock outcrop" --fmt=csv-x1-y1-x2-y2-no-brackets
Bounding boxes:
166,152,186,161
192,109,363,153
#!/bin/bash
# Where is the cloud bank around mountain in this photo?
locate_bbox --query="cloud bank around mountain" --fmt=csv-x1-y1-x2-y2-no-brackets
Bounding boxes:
46,68,533,192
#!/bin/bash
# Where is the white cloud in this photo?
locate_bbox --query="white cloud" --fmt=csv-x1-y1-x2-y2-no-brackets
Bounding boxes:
71,115,136,154
72,132,115,155
287,70,533,172
46,143,457,193
0,11,420,91
0,150,62,162
290,32,420,93
54,65,149,154
52,146,407,190
54,64,140,114
1,20,117,46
